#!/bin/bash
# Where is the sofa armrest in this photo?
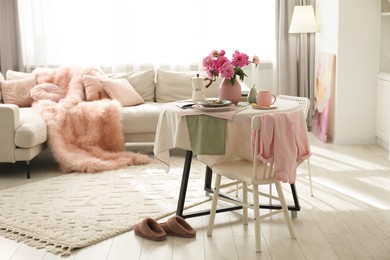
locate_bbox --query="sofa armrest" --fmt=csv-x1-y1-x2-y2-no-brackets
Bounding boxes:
0,104,20,162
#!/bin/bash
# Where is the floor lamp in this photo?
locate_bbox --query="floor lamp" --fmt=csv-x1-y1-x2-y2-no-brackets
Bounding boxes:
288,5,318,97
289,5,317,197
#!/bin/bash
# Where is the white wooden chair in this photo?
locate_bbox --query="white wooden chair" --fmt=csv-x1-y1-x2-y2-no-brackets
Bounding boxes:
233,95,314,198
277,95,313,196
207,115,296,253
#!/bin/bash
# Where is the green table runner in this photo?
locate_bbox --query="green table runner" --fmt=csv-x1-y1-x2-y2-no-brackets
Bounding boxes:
186,115,227,155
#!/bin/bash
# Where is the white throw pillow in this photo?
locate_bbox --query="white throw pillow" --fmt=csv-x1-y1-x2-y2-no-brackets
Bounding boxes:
100,78,144,107
155,69,220,103
6,70,34,80
107,70,155,102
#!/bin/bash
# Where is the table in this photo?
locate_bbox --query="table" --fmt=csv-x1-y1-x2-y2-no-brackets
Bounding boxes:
154,99,303,218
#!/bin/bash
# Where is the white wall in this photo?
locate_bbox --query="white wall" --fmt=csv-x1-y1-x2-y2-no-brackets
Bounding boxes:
316,0,380,144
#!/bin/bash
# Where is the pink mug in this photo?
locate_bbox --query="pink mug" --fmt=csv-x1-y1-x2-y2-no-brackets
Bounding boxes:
256,91,276,107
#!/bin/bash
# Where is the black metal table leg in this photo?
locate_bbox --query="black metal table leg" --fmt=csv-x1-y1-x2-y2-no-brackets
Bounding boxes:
176,151,193,217
204,166,213,195
177,151,301,219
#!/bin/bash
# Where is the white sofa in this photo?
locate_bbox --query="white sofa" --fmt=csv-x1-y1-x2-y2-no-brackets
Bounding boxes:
0,69,221,178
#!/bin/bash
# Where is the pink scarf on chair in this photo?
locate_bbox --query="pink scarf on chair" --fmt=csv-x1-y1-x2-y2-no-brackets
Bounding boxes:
253,110,310,184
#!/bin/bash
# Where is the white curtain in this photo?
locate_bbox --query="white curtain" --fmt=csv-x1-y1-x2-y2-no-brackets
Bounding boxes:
17,0,275,73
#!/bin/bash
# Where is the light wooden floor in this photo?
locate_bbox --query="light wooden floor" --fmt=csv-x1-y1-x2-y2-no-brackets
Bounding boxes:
1,133,390,260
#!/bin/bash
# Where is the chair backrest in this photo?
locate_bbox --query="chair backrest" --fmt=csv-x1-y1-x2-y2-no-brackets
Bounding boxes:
277,95,310,120
251,115,274,181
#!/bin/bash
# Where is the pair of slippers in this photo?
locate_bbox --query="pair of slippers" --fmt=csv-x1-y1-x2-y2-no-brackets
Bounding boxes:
134,215,196,241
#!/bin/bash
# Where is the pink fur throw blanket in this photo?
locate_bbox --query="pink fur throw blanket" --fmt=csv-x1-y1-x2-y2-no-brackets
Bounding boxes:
32,67,150,173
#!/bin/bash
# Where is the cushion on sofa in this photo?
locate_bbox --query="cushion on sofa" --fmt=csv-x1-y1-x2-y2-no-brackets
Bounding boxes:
30,83,66,102
155,69,220,102
107,70,155,102
15,107,47,148
121,102,166,134
6,70,34,80
100,78,144,106
81,75,110,101
0,77,37,107
0,72,4,103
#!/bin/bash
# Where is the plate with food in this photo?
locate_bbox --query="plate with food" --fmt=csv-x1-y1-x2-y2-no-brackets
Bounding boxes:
197,99,232,107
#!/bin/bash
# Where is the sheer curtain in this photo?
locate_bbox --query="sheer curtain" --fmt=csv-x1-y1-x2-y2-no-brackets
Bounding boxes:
17,0,275,73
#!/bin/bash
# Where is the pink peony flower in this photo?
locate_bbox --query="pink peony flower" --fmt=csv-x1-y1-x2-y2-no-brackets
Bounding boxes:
253,55,260,68
210,50,219,58
202,49,259,86
232,51,250,68
219,61,235,79
202,56,214,71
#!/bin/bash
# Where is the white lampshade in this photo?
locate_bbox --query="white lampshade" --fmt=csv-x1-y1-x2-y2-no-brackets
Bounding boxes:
289,5,317,33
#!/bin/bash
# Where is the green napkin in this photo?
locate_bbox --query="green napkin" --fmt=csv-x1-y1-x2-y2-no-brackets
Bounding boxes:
186,115,227,155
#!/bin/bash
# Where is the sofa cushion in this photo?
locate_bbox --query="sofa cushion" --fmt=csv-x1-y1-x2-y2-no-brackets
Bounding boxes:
15,107,47,148
6,70,34,80
0,77,37,107
0,72,4,103
121,102,166,134
155,69,220,103
107,70,155,102
81,75,110,101
30,83,66,102
101,78,144,106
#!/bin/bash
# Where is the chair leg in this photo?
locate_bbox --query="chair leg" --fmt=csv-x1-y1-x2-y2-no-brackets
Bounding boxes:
307,158,314,196
207,174,222,237
26,160,31,179
252,184,261,253
242,182,248,225
275,182,296,239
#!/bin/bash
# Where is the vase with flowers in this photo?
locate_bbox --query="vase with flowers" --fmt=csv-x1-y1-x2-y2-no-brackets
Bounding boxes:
202,50,259,104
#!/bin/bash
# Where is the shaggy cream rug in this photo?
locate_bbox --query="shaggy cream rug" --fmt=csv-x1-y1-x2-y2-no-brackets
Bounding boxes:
0,156,210,256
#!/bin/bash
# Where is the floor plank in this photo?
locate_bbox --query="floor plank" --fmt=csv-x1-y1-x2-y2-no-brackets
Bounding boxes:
1,133,390,259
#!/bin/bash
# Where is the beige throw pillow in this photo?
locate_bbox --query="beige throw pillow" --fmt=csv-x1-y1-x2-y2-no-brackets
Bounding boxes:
106,70,155,102
0,77,37,107
155,69,220,102
100,78,144,107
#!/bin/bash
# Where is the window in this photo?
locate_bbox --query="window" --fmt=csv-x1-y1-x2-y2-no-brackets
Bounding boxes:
18,0,275,71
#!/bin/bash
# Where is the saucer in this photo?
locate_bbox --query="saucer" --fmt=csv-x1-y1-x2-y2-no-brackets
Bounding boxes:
251,104,277,110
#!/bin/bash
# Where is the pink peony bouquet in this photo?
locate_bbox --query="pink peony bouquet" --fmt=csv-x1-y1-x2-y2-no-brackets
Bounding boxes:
202,50,260,86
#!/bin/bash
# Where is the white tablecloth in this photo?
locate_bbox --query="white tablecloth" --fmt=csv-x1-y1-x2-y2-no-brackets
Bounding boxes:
153,100,301,171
